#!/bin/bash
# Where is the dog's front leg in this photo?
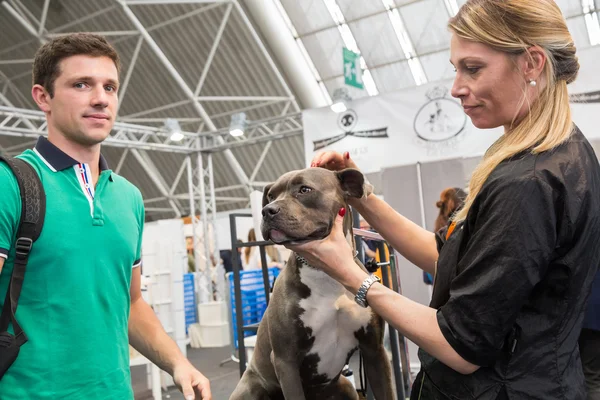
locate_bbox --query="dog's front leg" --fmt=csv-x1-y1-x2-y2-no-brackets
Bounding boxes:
270,351,306,400
358,317,395,400
361,344,394,400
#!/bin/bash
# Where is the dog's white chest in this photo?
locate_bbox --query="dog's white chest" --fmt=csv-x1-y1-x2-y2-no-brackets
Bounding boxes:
298,266,372,380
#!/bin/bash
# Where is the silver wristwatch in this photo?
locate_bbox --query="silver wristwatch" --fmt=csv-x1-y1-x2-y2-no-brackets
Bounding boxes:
355,275,381,308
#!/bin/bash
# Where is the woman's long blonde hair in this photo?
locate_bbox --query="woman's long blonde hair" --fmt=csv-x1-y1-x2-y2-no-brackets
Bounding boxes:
244,228,256,264
450,0,580,222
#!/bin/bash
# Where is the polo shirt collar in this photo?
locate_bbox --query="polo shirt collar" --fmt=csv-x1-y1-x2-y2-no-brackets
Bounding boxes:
33,136,109,173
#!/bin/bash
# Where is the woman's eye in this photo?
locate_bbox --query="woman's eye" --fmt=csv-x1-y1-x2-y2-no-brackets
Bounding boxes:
299,186,312,194
466,66,480,74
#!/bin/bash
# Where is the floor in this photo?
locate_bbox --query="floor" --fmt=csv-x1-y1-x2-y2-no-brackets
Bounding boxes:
131,345,381,400
132,346,239,400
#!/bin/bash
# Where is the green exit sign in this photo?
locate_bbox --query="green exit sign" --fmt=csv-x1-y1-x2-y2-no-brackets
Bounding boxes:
343,47,363,89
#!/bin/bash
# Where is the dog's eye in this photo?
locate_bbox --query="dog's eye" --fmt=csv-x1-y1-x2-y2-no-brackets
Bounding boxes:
299,186,312,194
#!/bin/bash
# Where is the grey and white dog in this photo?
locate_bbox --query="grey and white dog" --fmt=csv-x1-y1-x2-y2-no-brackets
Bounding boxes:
230,167,393,400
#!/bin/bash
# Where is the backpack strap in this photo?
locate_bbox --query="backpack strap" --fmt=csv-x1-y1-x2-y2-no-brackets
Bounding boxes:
0,156,46,346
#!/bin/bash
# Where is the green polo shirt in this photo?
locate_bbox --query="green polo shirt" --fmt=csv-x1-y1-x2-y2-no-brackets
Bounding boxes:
0,137,144,399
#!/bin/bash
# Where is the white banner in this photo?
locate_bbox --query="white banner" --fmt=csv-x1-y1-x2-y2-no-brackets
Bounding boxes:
303,46,600,174
303,82,502,174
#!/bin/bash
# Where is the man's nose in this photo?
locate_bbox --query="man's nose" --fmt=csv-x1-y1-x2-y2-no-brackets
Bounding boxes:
91,86,109,108
262,204,280,218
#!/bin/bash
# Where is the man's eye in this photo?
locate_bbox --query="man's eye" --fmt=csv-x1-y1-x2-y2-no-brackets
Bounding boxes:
299,186,312,194
105,85,117,92
74,82,87,89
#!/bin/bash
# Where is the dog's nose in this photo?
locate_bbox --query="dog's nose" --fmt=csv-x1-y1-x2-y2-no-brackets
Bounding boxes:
262,204,280,217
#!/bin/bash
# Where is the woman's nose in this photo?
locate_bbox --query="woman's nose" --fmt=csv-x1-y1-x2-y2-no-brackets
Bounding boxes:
451,75,468,99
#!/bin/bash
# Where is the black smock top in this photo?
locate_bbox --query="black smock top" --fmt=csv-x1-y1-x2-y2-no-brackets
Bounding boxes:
411,127,600,400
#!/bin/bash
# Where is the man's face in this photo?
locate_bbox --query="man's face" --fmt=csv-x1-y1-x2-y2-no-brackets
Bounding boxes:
40,55,119,146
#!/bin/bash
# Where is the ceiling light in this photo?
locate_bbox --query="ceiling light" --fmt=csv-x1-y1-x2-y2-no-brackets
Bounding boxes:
229,112,247,137
330,102,347,113
331,87,351,113
165,118,184,142
170,131,184,141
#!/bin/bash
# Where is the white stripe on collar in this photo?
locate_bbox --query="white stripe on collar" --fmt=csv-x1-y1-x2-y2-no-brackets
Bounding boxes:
33,147,57,172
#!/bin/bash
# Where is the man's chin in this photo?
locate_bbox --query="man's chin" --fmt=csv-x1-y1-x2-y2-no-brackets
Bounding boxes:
69,133,110,147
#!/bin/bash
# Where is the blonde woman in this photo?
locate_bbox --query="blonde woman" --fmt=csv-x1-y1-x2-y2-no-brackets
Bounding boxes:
286,1,600,398
242,229,271,271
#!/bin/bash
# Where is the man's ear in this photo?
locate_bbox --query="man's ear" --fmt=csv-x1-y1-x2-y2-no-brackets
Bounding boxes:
336,169,369,199
31,84,51,113
262,184,273,207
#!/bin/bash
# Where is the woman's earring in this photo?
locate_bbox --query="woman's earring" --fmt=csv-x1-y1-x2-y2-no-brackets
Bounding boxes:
529,79,537,87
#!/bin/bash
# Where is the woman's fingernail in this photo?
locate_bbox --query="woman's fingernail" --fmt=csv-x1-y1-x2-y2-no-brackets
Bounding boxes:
339,207,346,217
344,152,350,160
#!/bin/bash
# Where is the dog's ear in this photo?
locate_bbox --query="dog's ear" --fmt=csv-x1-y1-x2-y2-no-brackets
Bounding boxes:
336,168,371,199
262,184,274,207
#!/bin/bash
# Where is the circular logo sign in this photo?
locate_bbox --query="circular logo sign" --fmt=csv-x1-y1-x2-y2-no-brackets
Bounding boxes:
414,98,466,142
338,109,358,132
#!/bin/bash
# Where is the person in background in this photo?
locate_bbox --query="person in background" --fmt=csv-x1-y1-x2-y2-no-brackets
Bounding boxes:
219,250,233,275
220,239,244,275
424,187,467,285
236,238,244,265
186,236,196,273
265,245,284,269
434,187,467,233
242,228,271,271
359,218,377,260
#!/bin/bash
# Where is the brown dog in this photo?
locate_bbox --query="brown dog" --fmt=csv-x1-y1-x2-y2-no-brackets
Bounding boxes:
230,168,393,400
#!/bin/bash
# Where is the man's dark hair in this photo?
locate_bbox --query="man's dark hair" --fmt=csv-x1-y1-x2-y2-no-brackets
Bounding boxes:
32,33,120,97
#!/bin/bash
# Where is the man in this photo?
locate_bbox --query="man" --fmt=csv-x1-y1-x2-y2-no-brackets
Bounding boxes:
0,33,211,399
